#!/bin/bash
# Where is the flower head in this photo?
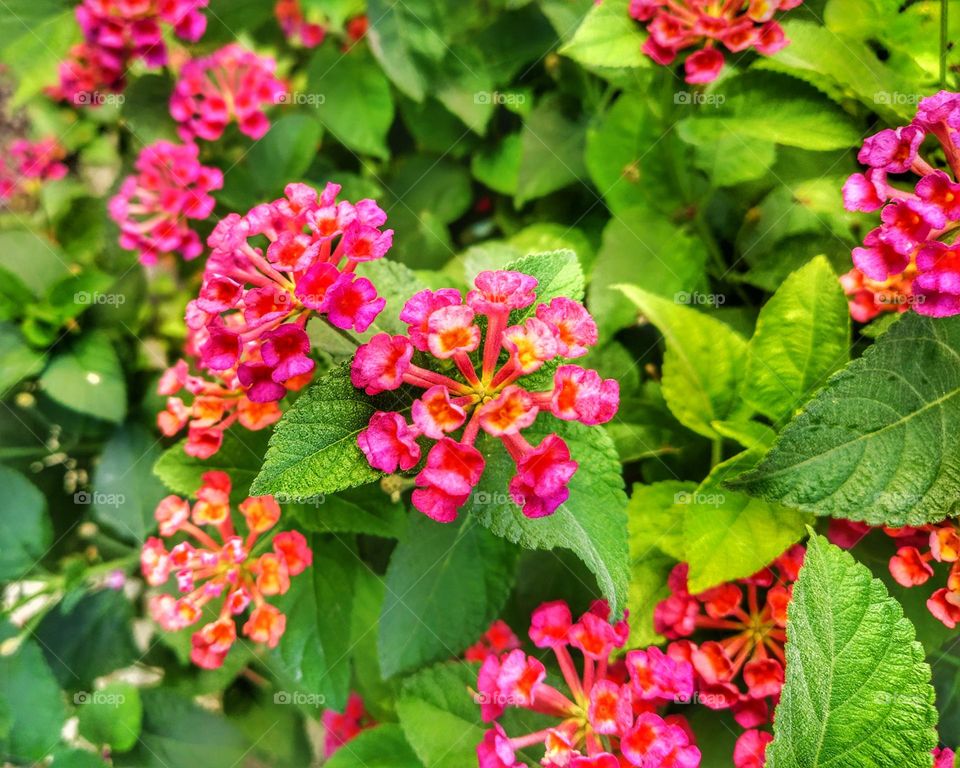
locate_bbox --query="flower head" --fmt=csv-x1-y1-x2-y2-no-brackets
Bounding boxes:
353,270,619,523
186,182,391,403
476,600,701,767
49,0,208,103
275,0,326,47
322,692,375,758
109,141,222,264
170,43,286,141
841,90,960,319
654,546,805,729
0,138,68,203
141,472,311,669
629,0,803,84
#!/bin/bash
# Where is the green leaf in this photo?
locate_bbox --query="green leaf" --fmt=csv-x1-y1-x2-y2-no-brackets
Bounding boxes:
0,637,66,761
324,724,422,768
0,230,70,296
270,536,356,710
219,115,322,210
0,323,43,394
397,662,486,768
76,682,142,752
731,314,960,526
767,534,937,768
515,96,587,206
286,488,407,538
134,690,249,768
35,589,137,689
689,71,862,151
155,427,271,502
676,120,777,187
462,418,629,615
0,465,51,582
307,45,394,158
366,0,432,101
742,255,850,424
472,132,522,196
616,285,748,439
589,207,707,335
40,332,126,423
379,515,517,678
504,249,585,314
626,481,692,647
560,0,647,68
93,424,167,542
683,452,811,593
250,363,412,498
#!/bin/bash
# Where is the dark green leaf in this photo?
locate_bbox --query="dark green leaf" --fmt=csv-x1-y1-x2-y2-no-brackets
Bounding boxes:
0,465,51,581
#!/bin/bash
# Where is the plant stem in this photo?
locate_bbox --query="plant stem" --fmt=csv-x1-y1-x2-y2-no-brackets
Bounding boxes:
942,0,950,89
711,436,723,468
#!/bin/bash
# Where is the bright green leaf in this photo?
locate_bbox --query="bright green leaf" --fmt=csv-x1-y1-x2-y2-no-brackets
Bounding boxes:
40,332,126,423
76,682,142,752
767,534,938,768
560,0,647,68
324,724,422,768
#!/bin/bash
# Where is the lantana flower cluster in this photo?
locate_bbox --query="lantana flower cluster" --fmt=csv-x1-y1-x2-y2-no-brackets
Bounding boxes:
466,619,522,663
0,138,68,202
831,518,960,629
628,0,800,84
141,471,312,669
188,181,390,404
476,600,701,768
275,0,327,48
654,546,806,768
352,270,619,523
109,140,223,264
170,43,286,141
50,0,208,104
156,327,283,458
842,90,960,320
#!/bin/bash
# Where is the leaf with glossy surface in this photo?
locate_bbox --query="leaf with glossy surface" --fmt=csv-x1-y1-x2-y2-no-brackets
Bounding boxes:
560,0,647,68
40,332,126,423
617,285,748,439
767,534,937,768
742,256,850,423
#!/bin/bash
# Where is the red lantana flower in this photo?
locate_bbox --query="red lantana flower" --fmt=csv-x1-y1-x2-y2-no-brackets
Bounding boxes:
476,600,701,768
186,181,391,404
141,471,312,669
352,270,619,523
653,545,805,761
629,0,802,84
275,0,326,47
322,692,375,758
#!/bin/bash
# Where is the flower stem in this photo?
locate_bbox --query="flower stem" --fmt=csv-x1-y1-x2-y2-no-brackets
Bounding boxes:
942,0,950,89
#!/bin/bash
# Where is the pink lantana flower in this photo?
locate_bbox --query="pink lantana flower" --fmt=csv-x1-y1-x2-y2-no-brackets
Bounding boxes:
465,619,522,663
629,0,803,84
141,471,312,669
186,181,391,403
0,138,68,203
653,545,805,740
841,90,960,319
275,0,326,47
49,0,208,104
476,600,702,767
352,270,619,523
170,43,286,141
109,140,223,264
322,692,375,758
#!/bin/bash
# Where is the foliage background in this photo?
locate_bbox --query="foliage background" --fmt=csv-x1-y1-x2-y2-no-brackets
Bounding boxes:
2,0,960,765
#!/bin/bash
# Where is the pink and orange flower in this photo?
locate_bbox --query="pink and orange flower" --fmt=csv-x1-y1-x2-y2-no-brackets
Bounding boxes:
629,0,802,84
109,140,223,264
141,471,311,669
476,599,701,768
186,181,391,404
352,270,619,523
